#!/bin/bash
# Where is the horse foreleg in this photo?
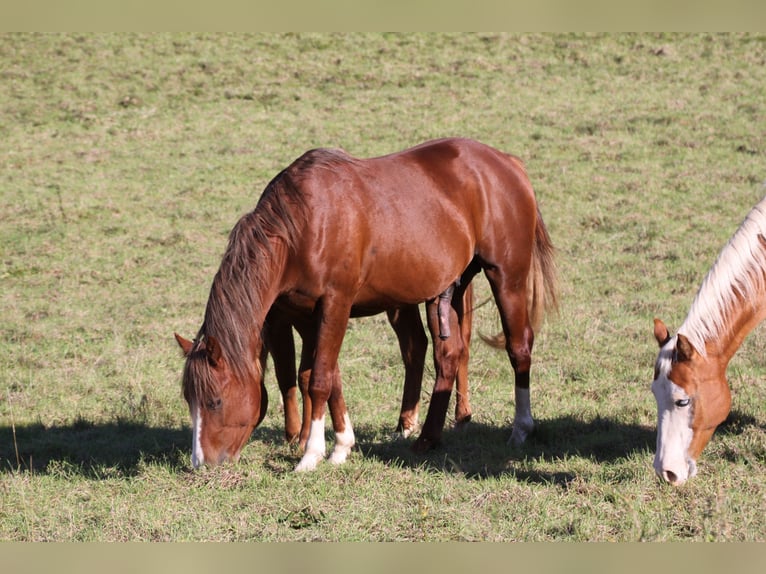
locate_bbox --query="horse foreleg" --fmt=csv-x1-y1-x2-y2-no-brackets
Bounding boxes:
297,350,313,451
413,298,464,453
388,305,428,437
295,294,353,472
327,365,355,464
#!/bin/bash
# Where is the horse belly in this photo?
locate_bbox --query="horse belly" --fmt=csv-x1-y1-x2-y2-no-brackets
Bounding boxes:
359,238,474,306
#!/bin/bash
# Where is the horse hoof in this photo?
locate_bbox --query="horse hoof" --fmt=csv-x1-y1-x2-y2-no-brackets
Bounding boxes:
329,444,354,465
412,436,439,454
454,414,472,430
508,426,532,446
295,451,324,472
397,424,419,439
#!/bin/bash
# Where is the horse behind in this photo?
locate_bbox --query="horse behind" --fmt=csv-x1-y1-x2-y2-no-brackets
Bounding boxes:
176,137,557,471
652,194,766,484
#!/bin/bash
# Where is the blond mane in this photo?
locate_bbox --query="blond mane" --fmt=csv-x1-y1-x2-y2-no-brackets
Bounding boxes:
678,194,766,356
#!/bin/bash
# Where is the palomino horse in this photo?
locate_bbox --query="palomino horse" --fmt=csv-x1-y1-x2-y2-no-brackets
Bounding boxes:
652,194,766,485
176,138,557,471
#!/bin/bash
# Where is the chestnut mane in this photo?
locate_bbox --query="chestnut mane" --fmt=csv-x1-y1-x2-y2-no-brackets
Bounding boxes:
182,150,348,403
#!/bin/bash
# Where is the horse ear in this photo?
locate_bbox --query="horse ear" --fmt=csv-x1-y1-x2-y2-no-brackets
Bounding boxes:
675,334,695,363
174,333,194,356
206,335,223,366
653,318,671,347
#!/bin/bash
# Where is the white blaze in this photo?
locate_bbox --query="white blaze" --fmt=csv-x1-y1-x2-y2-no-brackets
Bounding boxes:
652,338,696,485
191,403,204,468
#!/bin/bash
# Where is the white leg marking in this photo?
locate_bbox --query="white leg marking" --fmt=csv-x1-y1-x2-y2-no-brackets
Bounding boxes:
329,412,355,465
509,386,534,446
191,404,204,468
400,413,419,439
295,418,326,472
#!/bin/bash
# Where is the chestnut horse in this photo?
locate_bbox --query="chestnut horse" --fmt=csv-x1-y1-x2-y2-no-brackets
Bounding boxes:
176,138,557,471
653,194,766,484
176,291,473,465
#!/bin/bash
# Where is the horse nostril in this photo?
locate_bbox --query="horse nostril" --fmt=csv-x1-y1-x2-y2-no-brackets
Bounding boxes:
662,470,678,484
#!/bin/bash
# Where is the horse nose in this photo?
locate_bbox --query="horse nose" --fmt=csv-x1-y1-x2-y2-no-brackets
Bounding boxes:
660,469,687,485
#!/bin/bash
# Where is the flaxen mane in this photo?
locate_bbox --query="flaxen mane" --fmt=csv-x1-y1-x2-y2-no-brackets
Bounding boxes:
679,195,766,356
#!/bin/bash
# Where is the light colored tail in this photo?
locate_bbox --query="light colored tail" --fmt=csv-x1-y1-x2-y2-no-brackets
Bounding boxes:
527,206,558,333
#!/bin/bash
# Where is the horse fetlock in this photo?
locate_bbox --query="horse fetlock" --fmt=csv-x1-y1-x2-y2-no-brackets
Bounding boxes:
295,450,325,472
396,413,419,438
329,443,354,465
329,413,355,464
509,415,534,446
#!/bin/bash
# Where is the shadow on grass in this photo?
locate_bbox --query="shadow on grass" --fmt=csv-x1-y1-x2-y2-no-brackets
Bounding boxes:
0,419,287,477
0,419,189,476
2,410,759,482
354,408,762,486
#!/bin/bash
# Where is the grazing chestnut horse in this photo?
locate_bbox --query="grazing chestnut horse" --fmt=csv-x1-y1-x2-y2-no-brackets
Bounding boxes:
176,138,557,471
653,194,766,485
176,291,473,465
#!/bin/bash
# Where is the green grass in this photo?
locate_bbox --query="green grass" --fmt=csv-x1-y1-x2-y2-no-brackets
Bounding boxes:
1,33,765,541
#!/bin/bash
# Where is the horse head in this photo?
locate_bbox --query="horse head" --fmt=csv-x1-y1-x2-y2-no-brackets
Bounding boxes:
175,333,268,468
651,319,731,485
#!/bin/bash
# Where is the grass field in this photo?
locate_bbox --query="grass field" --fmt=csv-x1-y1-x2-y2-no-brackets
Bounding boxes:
2,33,766,541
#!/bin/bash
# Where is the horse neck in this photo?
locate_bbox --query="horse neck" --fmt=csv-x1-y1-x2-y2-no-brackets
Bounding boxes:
705,293,766,364
240,240,288,340
204,238,288,370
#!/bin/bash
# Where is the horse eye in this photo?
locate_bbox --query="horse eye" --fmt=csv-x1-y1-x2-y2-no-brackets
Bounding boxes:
675,398,690,408
206,397,223,411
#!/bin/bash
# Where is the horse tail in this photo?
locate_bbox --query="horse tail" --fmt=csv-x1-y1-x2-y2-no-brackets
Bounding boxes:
526,205,558,333
480,205,558,349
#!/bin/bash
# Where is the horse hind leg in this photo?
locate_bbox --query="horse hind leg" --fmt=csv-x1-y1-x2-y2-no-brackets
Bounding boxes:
454,283,473,428
413,297,465,453
485,270,535,446
388,305,428,438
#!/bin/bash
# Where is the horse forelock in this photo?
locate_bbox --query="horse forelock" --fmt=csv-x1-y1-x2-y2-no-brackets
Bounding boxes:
181,341,217,405
679,197,766,356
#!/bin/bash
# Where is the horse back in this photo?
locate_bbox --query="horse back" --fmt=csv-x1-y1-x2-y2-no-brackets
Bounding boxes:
277,138,539,309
